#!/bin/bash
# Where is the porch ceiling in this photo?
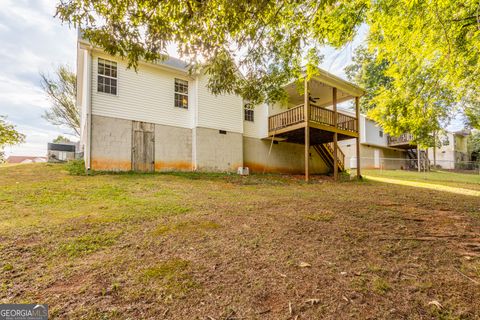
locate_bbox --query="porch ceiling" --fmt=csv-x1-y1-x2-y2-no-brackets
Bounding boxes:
284,69,365,107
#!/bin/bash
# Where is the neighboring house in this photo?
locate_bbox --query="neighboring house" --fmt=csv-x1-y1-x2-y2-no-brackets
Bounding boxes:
340,116,471,170
338,115,409,170
77,35,364,179
428,130,470,169
6,156,47,164
47,142,77,162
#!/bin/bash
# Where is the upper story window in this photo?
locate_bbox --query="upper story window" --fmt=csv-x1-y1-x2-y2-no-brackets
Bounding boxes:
97,58,117,95
244,102,254,122
174,78,188,109
379,130,384,138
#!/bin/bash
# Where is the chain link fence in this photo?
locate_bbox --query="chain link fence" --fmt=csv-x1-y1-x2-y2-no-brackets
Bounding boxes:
346,156,480,174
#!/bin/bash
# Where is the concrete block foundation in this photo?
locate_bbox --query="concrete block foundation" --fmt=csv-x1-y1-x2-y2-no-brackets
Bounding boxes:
243,137,329,174
155,124,192,171
91,115,132,171
194,127,243,172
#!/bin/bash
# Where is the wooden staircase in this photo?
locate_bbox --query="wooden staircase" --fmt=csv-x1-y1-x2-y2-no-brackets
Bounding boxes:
313,143,345,173
406,149,428,171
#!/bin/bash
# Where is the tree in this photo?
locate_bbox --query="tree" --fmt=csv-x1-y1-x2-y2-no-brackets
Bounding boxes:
0,116,25,162
40,65,79,136
56,0,366,105
53,135,72,143
345,46,393,113
468,130,480,162
56,0,479,134
345,46,449,148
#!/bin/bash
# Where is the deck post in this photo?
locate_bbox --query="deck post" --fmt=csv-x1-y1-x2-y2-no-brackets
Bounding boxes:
333,87,338,181
355,96,361,179
304,77,310,182
417,146,421,172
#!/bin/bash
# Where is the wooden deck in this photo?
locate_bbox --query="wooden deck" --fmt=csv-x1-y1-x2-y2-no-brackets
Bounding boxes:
268,104,358,145
387,133,415,149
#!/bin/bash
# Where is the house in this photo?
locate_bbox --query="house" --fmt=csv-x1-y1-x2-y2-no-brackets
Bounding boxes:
428,130,470,169
77,36,364,180
47,142,77,162
338,115,411,170
339,115,471,170
6,156,47,164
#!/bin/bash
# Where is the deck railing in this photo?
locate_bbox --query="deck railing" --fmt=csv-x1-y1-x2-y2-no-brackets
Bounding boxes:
388,133,414,146
268,104,305,132
268,104,357,133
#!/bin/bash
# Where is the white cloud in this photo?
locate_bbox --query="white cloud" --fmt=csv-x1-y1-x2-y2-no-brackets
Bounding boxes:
0,1,77,157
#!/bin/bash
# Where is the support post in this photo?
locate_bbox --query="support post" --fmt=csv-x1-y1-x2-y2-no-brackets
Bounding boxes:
333,87,338,181
304,77,310,182
417,146,421,172
355,96,361,179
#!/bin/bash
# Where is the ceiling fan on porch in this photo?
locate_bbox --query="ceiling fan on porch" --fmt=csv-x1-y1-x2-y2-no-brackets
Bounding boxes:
308,94,319,104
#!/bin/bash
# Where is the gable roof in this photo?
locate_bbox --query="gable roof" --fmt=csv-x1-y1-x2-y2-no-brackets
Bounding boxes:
311,68,365,97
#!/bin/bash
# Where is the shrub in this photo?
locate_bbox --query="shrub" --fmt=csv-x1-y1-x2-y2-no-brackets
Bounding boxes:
66,159,86,175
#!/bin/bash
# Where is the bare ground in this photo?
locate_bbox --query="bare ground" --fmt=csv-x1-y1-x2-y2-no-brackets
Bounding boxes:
0,164,479,319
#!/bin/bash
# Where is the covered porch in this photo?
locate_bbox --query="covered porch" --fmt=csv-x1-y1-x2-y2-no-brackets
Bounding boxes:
267,70,364,181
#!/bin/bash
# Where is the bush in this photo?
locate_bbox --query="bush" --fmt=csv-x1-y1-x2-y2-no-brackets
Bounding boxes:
66,159,86,175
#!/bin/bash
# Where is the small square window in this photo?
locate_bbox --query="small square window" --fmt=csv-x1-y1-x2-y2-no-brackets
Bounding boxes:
244,108,254,122
174,78,188,109
379,130,384,138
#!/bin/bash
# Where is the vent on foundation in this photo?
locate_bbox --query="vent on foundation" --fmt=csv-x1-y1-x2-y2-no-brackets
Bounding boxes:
219,130,227,135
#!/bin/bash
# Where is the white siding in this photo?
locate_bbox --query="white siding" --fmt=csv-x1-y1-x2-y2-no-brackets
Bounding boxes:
269,102,295,116
91,52,194,128
196,75,243,133
362,117,388,147
428,132,455,169
243,104,269,139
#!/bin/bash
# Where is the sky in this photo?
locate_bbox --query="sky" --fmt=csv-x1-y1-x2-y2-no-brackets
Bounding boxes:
0,0,77,157
0,2,461,157
0,1,362,157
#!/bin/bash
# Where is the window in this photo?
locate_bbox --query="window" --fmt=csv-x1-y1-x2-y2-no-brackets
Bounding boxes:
379,130,384,138
97,58,117,95
244,108,254,122
174,78,188,108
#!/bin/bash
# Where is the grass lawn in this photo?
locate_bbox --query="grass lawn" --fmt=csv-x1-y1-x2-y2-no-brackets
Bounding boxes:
364,169,480,197
364,169,480,188
1,164,479,319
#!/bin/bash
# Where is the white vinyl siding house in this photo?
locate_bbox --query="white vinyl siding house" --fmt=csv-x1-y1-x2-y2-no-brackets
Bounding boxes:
78,36,245,173
338,115,408,170
243,103,268,139
196,75,244,134
77,35,361,176
91,52,195,129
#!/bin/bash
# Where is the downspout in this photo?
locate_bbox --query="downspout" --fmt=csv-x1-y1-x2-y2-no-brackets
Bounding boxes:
87,49,93,173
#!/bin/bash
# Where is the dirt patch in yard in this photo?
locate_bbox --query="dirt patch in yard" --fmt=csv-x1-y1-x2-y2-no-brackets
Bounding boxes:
0,164,479,319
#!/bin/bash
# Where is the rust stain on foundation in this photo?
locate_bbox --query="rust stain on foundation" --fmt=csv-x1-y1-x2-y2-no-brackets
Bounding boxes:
244,162,304,174
91,158,132,171
155,161,192,171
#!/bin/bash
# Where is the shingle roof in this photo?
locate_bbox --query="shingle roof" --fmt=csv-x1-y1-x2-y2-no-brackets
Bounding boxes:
161,56,190,71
